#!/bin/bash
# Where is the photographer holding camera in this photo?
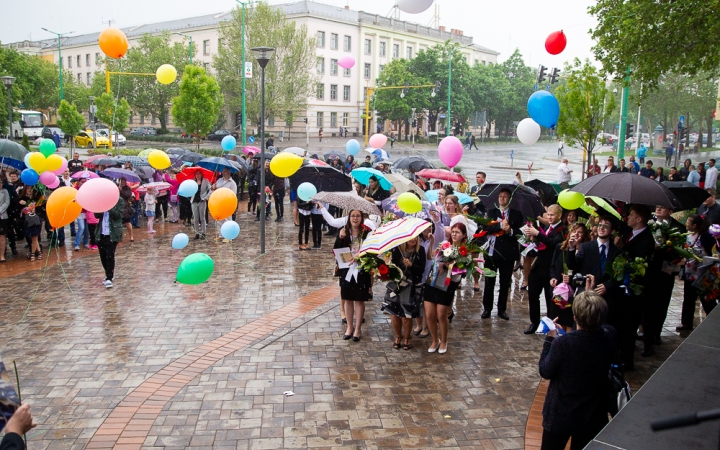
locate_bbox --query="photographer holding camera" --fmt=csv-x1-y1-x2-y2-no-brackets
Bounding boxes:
566,216,621,297
550,223,591,332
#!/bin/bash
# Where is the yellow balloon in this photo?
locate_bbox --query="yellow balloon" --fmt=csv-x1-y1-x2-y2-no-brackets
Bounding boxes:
45,154,63,172
156,64,177,85
558,190,585,210
28,152,47,173
148,150,171,170
269,153,303,178
397,192,422,214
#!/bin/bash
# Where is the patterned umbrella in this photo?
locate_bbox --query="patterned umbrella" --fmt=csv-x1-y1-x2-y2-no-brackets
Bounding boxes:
416,168,466,183
312,191,380,216
370,148,390,160
100,167,141,183
138,181,172,193
116,155,150,167
358,217,432,256
351,168,393,190
70,170,99,180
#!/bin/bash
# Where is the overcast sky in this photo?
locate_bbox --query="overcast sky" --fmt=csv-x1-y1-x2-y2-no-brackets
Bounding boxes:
1,0,597,67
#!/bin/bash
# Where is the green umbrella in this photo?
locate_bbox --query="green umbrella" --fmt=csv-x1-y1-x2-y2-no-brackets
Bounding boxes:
0,139,29,162
137,148,159,158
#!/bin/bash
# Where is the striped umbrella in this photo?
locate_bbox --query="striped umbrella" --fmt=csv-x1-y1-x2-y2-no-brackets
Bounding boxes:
357,217,432,256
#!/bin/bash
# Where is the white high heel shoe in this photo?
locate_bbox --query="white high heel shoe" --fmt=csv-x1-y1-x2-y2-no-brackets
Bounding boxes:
428,340,440,353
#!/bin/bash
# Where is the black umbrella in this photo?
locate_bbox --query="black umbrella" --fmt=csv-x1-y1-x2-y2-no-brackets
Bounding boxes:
524,179,559,206
661,181,710,210
393,156,435,172
476,183,545,220
289,162,352,192
166,148,189,156
180,152,204,163
571,173,682,209
92,157,122,167
251,151,275,161
323,150,345,161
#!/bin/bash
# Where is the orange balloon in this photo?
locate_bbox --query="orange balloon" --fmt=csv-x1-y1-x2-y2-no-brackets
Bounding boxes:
208,187,238,221
99,27,129,59
46,187,83,229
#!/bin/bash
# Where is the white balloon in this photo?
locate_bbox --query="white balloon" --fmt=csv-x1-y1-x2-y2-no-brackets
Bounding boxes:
397,0,434,14
517,118,542,146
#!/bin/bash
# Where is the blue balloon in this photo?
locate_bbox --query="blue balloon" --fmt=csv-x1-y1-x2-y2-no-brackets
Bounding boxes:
221,135,236,152
297,182,317,202
527,90,560,129
178,179,199,197
345,139,361,156
21,168,39,186
220,220,240,240
172,233,189,249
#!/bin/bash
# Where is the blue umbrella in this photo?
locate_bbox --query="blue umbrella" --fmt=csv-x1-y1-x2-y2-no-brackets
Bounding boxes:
0,156,25,170
351,167,392,190
371,149,391,160
196,157,238,173
425,189,474,205
0,139,29,169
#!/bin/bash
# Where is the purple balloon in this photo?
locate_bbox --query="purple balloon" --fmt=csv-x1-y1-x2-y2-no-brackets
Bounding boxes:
437,136,463,168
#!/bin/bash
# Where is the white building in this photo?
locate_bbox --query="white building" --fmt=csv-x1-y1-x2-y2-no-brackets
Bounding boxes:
6,1,499,137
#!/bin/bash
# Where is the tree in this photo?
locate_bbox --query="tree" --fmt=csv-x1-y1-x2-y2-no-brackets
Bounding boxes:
95,92,131,136
372,59,426,138
553,59,616,178
496,49,536,135
171,65,223,150
468,62,511,135
589,0,720,90
57,100,86,154
214,1,318,132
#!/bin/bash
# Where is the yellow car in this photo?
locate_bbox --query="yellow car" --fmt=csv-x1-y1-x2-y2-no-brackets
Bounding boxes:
75,131,110,148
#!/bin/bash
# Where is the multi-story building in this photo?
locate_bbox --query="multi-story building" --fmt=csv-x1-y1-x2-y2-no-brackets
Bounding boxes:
5,1,498,137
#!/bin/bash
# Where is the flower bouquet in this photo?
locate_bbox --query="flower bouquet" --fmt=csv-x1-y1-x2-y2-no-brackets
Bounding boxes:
356,252,402,283
648,219,697,261
431,241,479,285
709,224,720,257
609,254,648,296
552,282,574,310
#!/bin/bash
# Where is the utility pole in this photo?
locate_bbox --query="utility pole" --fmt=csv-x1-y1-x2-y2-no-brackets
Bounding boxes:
446,48,452,137
617,70,631,160
41,28,73,101
236,0,255,146
411,107,416,148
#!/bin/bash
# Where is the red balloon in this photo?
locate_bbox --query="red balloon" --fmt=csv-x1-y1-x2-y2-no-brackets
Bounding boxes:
545,31,567,55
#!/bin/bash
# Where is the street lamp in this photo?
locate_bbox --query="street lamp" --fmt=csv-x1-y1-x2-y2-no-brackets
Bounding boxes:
89,96,97,150
173,32,193,65
41,28,72,101
1,76,15,139
251,46,275,254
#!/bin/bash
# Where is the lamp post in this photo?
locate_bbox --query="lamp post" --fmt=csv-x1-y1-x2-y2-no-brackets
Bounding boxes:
173,32,193,65
411,107,416,148
1,76,15,139
41,28,72,101
89,96,97,149
617,70,631,160
251,46,275,254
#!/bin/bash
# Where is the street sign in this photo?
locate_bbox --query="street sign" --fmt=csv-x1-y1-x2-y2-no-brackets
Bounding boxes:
679,115,685,124
244,61,253,79
439,114,446,119
248,136,255,143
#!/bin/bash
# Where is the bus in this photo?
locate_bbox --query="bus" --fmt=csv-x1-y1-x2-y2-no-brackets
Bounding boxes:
10,110,45,139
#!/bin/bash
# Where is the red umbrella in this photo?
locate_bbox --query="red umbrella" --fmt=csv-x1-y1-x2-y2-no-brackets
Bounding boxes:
416,168,466,183
83,154,109,168
177,167,217,184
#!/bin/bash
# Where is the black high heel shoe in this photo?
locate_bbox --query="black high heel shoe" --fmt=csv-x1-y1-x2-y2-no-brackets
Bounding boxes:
343,328,354,340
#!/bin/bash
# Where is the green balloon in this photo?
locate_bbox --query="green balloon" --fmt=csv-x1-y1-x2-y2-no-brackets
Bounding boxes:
176,252,214,285
39,139,56,157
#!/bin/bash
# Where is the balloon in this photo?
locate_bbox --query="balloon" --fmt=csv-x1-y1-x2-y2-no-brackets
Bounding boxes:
369,133,388,148
220,221,240,240
99,27,129,59
558,190,585,210
269,152,303,178
517,118,542,146
527,90,560,129
46,154,63,172
23,153,32,168
156,64,177,85
345,139,361,156
297,182,317,202
397,0,434,14
52,156,68,175
208,187,237,220
39,138,56,157
545,31,567,55
338,55,355,69
39,171,58,187
178,179,199,197
172,233,189,249
28,152,47,173
176,253,214,285
46,187,82,229
397,192,422,214
76,178,121,213
20,169,39,186
148,149,171,170
437,136,463,168
47,177,60,189
221,135,236,151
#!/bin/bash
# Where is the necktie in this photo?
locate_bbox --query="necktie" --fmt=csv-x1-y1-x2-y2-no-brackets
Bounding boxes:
599,244,607,274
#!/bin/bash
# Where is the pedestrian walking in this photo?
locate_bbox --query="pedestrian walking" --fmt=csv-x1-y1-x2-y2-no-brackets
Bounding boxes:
95,196,125,288
318,127,323,142
557,138,564,156
470,134,478,150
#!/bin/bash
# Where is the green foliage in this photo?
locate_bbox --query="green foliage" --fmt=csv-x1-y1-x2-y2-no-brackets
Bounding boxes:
468,62,511,129
496,50,536,134
57,100,85,153
214,1,318,128
95,92,131,133
21,134,30,150
373,59,425,123
62,74,92,112
171,65,223,149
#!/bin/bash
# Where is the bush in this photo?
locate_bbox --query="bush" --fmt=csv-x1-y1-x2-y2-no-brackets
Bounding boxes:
126,135,192,144
21,134,30,150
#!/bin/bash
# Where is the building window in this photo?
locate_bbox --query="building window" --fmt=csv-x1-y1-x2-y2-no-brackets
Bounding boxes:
393,44,400,58
343,85,350,101
139,115,145,124
330,59,338,76
77,73,81,82
95,53,100,65
202,40,209,55
67,56,72,68
129,115,133,124
379,64,385,72
342,113,349,126
316,112,323,127
317,31,325,48
268,115,275,126
317,83,324,100
343,35,351,52
343,67,350,77
151,114,156,125
463,55,468,63
77,55,81,67
379,42,386,57
364,87,368,101
330,33,338,50
330,112,337,127
364,63,371,79
406,46,413,59
85,54,90,66
86,72,91,85
364,39,371,55
317,57,325,74
330,84,337,101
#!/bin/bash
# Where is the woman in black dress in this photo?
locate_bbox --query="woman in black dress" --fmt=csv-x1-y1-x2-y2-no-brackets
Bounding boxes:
387,236,426,350
335,209,372,341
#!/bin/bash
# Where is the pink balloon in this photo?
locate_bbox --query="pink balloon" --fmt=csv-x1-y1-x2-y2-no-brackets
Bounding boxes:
338,55,355,69
438,136,464,168
39,171,58,186
76,178,120,213
52,156,68,175
47,177,60,189
368,133,388,148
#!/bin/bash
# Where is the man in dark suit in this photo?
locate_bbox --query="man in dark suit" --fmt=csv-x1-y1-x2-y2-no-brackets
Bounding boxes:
566,216,622,296
523,204,566,334
481,187,524,320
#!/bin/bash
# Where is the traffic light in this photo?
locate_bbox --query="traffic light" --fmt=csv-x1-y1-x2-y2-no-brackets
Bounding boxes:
401,82,409,98
549,67,561,84
537,65,548,85
304,117,308,124
626,123,635,140
432,80,441,97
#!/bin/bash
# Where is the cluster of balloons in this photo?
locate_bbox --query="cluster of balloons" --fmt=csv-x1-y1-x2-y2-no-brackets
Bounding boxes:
148,149,171,170
438,136,463,169
221,135,236,152
269,152,303,178
558,189,585,210
397,192,421,214
517,90,560,146
46,178,120,229
22,139,67,189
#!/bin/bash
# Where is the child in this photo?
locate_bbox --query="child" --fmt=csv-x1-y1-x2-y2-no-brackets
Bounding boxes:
145,187,158,233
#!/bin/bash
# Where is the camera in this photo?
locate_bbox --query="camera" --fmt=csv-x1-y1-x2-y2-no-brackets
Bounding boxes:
572,272,588,287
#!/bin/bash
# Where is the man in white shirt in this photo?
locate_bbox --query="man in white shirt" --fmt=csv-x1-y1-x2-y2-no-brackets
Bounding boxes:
705,159,718,190
557,139,564,156
557,159,572,188
213,168,238,241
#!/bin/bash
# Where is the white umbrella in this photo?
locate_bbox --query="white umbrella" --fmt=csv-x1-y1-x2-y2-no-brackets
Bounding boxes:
282,147,307,157
384,173,427,200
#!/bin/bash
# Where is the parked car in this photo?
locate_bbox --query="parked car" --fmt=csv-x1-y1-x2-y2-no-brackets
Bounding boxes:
206,129,238,141
75,131,110,148
41,126,65,140
130,127,157,136
96,129,127,146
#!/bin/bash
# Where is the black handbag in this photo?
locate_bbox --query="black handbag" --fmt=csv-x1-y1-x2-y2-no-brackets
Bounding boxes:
25,213,42,227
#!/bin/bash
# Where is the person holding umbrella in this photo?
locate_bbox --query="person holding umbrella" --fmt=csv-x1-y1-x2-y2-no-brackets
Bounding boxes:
247,159,260,216
191,170,212,239
95,196,125,289
363,176,390,207
119,177,135,242
256,160,275,221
